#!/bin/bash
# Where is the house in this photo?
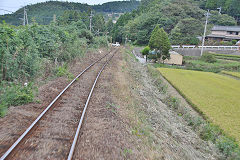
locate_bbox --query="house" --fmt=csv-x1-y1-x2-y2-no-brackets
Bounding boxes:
206,26,240,42
162,51,183,65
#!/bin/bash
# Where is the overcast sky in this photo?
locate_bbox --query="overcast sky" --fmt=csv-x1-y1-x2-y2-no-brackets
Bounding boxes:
0,0,122,15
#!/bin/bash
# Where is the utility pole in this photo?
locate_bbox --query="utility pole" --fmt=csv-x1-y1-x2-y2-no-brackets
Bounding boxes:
23,7,28,25
89,11,93,33
200,9,210,56
25,8,28,25
53,14,56,23
23,7,25,25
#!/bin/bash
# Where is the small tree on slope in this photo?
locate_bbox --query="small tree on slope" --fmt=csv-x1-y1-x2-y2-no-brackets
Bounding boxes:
148,25,171,63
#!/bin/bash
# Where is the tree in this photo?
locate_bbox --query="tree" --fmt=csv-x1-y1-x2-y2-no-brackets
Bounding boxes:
106,18,114,33
205,0,217,9
228,0,240,22
149,25,161,53
159,28,171,62
148,25,171,62
141,46,150,62
209,11,237,26
93,14,106,36
170,18,203,45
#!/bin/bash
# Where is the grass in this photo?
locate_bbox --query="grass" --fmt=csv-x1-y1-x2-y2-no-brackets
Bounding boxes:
158,68,240,145
0,82,36,117
221,71,240,79
184,59,240,73
55,64,74,80
147,66,240,158
153,57,240,73
211,53,240,61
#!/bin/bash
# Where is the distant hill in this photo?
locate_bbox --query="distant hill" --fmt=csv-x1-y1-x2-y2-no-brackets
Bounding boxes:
92,0,140,13
0,0,140,25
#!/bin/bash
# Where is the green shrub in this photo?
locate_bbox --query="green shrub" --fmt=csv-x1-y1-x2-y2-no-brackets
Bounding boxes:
232,40,238,45
200,123,221,142
141,46,150,55
92,36,109,48
201,53,217,63
165,96,180,109
56,65,74,79
0,82,36,117
0,103,8,117
188,37,200,45
216,136,239,158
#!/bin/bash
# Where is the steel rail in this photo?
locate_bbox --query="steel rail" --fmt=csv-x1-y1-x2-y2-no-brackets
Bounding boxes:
0,50,113,160
67,49,117,160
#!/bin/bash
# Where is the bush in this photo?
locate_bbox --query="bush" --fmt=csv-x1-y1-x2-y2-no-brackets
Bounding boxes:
0,82,36,117
201,53,217,63
200,123,221,142
216,136,239,158
56,65,74,79
92,36,109,48
188,37,200,45
232,40,238,45
141,46,150,55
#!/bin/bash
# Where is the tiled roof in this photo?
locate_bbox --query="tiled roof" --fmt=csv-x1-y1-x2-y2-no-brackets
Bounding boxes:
212,26,240,32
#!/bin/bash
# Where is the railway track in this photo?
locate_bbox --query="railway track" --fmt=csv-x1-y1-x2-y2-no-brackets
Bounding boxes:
0,48,118,160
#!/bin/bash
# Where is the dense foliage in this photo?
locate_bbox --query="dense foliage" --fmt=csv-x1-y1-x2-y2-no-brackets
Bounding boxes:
149,25,171,60
199,0,240,23
111,0,238,45
92,0,140,13
0,1,140,25
0,12,109,116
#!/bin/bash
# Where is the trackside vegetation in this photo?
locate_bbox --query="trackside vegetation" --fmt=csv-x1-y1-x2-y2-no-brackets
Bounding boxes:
158,68,240,146
0,15,109,117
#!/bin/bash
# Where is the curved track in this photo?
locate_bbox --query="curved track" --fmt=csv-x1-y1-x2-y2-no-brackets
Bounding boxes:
0,48,118,160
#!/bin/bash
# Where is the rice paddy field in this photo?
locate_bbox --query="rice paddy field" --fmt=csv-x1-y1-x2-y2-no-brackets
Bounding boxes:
221,71,240,79
158,68,240,144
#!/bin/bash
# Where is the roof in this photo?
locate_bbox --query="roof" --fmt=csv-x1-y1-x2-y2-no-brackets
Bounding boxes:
212,26,240,32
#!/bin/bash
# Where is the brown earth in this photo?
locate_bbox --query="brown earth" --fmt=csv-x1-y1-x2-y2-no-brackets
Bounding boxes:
0,46,222,160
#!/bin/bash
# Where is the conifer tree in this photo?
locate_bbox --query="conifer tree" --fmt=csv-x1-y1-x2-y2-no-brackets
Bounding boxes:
149,25,171,62
159,28,171,62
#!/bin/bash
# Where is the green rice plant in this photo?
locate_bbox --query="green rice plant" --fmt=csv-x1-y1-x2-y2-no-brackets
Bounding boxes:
221,71,240,79
158,68,240,145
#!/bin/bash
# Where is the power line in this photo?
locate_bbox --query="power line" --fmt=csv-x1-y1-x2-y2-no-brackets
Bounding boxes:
0,9,14,13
